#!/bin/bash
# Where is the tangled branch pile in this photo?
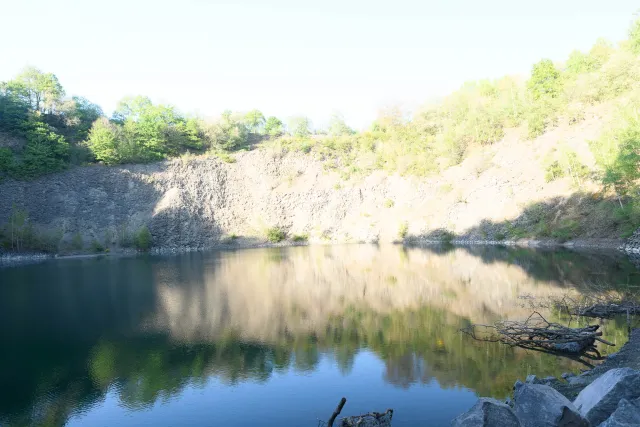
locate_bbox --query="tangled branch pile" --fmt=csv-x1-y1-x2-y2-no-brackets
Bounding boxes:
461,312,615,354
519,286,640,319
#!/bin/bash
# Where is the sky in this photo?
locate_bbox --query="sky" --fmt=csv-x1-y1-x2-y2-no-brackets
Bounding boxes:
1,0,638,129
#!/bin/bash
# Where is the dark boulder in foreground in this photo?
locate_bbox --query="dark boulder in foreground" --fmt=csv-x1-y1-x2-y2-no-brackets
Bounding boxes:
513,383,588,427
573,368,640,426
451,398,521,427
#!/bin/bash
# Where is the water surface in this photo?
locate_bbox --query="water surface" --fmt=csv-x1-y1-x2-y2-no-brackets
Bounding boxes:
0,245,638,426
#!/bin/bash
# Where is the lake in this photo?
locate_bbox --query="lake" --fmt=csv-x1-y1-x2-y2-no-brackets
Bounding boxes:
0,244,638,427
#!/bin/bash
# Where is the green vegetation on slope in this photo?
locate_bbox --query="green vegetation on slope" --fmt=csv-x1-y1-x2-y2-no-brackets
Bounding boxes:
1,19,639,181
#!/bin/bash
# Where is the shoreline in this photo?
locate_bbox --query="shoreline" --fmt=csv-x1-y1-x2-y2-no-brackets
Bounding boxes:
452,328,640,426
0,237,632,268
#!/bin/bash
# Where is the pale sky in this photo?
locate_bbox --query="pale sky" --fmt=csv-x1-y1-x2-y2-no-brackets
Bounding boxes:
1,0,638,129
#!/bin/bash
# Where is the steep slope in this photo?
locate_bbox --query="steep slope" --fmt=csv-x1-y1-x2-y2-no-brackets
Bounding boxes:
0,103,630,251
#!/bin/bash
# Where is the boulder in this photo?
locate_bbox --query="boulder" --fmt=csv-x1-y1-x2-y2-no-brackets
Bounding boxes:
451,398,521,427
573,368,640,425
598,398,640,427
514,383,589,427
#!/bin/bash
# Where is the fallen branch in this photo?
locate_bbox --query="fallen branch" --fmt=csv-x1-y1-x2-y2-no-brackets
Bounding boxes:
328,397,347,427
461,311,615,354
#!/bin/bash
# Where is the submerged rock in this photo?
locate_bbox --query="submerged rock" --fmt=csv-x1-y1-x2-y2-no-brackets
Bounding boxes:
573,368,640,426
451,398,521,427
514,384,588,427
598,398,640,427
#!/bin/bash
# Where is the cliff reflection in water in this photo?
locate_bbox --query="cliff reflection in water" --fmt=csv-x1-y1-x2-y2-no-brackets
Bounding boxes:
0,245,638,426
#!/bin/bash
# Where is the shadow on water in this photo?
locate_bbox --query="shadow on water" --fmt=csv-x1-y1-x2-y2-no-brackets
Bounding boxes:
0,245,639,426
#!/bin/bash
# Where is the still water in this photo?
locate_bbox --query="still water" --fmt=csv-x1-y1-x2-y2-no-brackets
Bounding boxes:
0,245,638,427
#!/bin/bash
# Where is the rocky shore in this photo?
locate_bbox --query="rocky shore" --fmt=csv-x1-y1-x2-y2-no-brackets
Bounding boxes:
452,329,640,427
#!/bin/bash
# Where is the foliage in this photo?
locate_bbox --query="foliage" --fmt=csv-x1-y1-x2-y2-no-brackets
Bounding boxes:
264,116,284,137
629,18,640,54
71,232,83,250
87,96,204,165
292,234,308,242
527,59,563,100
397,222,408,240
590,101,640,197
383,199,394,208
0,206,62,252
135,226,152,251
266,227,286,243
288,116,311,137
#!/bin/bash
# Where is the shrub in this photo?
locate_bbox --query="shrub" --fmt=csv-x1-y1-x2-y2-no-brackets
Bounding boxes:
266,227,286,243
292,234,308,242
397,222,408,240
71,232,83,250
545,160,564,182
383,199,395,208
134,226,152,251
91,239,105,253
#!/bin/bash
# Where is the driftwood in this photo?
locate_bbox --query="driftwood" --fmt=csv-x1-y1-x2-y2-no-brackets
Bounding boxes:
519,287,640,320
461,311,615,354
328,398,347,427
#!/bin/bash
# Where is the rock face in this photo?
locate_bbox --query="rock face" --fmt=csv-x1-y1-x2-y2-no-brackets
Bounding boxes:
573,368,640,426
513,384,589,427
451,398,521,427
598,398,640,427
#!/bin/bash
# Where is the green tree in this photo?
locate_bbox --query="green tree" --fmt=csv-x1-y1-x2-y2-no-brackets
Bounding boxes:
6,67,65,113
629,18,640,54
86,118,122,165
264,116,284,137
527,59,562,100
244,109,265,134
327,113,354,136
288,116,311,137
135,226,152,251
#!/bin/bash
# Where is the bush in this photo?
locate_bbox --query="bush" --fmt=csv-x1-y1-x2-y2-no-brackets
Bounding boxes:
134,226,152,251
91,239,105,253
292,234,308,242
383,199,394,208
397,222,408,240
266,227,286,243
71,232,83,250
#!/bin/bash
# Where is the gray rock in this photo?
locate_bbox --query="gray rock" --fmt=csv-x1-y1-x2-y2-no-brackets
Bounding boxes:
562,373,576,380
598,398,640,427
574,368,640,425
514,383,589,427
451,398,521,427
514,380,524,392
526,375,538,384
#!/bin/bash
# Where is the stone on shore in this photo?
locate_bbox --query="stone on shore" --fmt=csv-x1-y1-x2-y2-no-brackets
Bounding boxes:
573,368,640,426
514,383,589,427
451,398,521,427
598,398,640,427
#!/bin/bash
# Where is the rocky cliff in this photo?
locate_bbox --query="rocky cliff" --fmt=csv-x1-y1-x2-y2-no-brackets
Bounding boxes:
0,112,631,251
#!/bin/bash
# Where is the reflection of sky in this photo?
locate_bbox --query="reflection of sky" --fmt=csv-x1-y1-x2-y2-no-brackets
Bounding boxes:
67,351,478,427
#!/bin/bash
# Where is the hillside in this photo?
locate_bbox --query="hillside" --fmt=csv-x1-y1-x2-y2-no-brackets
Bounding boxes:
2,21,640,252
0,101,635,252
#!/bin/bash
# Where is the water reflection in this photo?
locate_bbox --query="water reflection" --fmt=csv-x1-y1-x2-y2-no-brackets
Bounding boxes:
0,245,637,426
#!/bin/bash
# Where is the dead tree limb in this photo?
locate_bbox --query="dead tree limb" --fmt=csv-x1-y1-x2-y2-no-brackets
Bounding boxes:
328,397,347,427
461,312,615,354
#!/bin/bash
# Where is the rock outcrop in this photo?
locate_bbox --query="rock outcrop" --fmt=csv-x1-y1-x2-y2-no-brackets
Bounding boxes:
573,368,640,425
513,384,588,427
451,398,521,427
